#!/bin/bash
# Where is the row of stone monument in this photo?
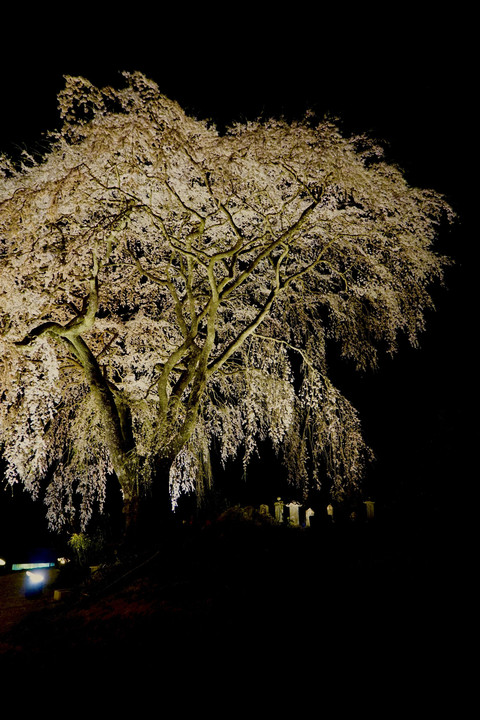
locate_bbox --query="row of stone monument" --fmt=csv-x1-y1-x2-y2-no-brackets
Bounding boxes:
257,497,375,527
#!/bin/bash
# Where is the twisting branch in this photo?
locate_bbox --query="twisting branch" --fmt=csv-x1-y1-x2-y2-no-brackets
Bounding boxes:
15,274,99,346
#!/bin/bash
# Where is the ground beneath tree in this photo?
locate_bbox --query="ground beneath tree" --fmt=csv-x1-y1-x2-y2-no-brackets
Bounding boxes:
0,512,460,693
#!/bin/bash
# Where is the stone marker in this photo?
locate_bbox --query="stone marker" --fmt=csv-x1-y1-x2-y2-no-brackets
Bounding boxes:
274,497,284,523
287,501,301,527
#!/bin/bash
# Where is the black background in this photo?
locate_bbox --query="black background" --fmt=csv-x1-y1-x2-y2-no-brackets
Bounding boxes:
0,10,474,547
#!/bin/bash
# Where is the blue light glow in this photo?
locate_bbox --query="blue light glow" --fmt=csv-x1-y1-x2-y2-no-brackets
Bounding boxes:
12,562,55,571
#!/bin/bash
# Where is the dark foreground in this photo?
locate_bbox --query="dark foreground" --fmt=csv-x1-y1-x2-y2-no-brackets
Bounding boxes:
0,512,463,704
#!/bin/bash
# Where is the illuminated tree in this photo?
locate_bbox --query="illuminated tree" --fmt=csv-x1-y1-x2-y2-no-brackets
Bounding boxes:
0,73,453,534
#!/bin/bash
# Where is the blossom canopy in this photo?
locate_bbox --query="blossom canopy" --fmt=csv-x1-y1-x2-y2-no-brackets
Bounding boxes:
0,72,453,531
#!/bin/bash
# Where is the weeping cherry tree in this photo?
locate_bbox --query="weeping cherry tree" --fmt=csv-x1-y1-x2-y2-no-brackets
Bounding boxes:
0,72,453,534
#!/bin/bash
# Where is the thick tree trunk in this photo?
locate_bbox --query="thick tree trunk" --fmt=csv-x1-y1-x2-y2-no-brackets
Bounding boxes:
122,493,140,533
120,458,175,545
143,458,175,533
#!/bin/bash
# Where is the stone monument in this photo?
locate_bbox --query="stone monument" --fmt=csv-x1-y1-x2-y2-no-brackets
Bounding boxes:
274,497,284,523
286,501,301,527
305,507,315,527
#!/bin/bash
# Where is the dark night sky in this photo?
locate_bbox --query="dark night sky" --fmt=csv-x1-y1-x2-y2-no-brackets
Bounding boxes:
0,11,474,542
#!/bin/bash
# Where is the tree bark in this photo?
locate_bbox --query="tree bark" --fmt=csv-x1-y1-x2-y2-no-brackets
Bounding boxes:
121,457,174,544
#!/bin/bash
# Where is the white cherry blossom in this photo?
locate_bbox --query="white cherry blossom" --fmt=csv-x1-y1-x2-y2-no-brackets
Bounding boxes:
0,72,453,532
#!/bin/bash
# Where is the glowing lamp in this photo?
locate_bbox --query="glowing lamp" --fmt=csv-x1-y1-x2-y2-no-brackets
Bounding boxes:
26,570,46,585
